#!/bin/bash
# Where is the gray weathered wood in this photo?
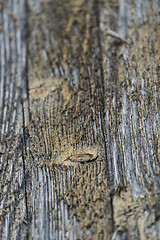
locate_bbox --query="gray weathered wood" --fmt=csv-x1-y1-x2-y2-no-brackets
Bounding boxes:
0,0,160,239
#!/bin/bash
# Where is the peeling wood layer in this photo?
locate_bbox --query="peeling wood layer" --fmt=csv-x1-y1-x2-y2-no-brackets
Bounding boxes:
0,0,160,239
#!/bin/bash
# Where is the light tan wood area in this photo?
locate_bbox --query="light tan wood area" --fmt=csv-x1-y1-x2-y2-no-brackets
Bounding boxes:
0,0,160,239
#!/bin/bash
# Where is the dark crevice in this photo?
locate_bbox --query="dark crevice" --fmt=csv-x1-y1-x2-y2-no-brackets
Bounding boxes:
21,0,30,239
21,100,30,240
109,195,115,234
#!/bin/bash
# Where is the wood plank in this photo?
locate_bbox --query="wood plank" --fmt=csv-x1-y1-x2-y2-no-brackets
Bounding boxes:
0,0,160,239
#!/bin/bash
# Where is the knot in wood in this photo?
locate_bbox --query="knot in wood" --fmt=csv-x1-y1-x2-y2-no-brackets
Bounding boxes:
67,153,93,163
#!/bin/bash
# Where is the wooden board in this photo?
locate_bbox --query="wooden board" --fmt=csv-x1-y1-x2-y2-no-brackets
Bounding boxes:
0,0,160,239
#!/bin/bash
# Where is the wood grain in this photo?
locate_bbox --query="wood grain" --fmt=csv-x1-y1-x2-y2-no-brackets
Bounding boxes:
0,0,160,239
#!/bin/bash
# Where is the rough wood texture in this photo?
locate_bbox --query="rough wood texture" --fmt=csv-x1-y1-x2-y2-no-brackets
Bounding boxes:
0,0,160,239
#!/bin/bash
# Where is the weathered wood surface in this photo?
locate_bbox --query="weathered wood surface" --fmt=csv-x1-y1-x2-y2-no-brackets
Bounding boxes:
0,0,160,239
